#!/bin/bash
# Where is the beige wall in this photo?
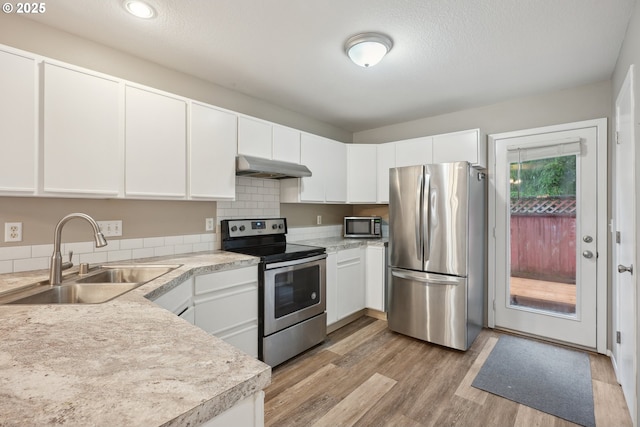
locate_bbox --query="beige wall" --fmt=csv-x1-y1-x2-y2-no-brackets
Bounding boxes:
280,204,353,227
353,80,612,144
0,198,215,246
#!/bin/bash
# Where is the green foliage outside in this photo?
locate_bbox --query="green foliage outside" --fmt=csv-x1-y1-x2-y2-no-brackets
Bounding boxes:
510,155,576,199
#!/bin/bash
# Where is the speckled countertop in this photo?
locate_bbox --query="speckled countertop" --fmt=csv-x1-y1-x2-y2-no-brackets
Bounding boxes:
293,236,388,252
0,251,270,427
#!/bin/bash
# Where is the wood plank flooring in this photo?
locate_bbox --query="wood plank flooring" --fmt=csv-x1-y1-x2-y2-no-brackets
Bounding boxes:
264,316,632,427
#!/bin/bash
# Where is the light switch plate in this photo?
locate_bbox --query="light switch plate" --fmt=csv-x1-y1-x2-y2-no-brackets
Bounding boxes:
97,220,122,237
205,218,215,231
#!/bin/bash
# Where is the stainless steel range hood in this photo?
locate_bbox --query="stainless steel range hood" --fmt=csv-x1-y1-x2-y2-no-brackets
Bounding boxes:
236,155,312,179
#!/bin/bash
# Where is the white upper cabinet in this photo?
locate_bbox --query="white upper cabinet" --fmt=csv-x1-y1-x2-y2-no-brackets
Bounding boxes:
272,124,301,163
0,48,37,194
324,139,347,202
394,136,433,167
189,102,237,200
298,133,327,202
125,85,187,198
432,128,485,168
237,116,272,159
347,144,377,203
43,62,122,196
376,142,395,204
281,133,346,203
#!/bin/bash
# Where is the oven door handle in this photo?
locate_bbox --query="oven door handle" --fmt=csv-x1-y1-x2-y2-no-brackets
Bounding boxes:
265,253,327,270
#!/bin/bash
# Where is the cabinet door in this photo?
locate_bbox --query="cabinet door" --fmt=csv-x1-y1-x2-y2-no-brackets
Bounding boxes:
299,133,327,202
43,62,121,196
152,276,193,315
377,142,395,203
326,251,338,326
347,144,377,203
337,247,365,319
190,103,237,199
125,86,186,198
324,139,347,203
395,136,433,167
0,49,37,194
272,125,300,164
365,246,385,312
432,128,485,168
238,116,272,159
194,267,259,358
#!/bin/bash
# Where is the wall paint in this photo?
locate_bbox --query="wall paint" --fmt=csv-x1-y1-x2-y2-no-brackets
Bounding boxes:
280,203,353,227
353,80,611,144
0,197,215,247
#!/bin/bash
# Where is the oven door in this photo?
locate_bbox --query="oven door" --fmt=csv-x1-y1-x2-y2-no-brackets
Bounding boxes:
263,254,326,336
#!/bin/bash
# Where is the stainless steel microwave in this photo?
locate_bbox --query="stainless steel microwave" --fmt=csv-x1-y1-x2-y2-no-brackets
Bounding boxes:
344,216,382,238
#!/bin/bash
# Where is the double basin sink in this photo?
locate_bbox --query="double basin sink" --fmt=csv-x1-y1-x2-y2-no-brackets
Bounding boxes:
0,264,181,305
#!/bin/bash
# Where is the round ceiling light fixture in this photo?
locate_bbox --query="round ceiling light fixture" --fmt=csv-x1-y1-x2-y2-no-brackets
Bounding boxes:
124,0,156,19
344,32,393,68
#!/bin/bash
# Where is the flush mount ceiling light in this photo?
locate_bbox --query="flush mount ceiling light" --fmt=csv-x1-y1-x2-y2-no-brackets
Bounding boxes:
344,32,393,68
124,0,156,19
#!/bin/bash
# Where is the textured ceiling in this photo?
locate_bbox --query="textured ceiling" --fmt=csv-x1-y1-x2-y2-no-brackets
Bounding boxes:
19,0,636,132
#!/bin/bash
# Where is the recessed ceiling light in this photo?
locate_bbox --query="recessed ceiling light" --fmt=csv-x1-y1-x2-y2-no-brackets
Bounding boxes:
344,32,393,68
124,0,155,19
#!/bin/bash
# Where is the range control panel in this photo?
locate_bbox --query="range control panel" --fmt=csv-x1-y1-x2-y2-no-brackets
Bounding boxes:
222,218,287,238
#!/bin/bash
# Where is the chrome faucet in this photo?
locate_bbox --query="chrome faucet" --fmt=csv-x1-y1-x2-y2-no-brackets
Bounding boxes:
49,213,108,285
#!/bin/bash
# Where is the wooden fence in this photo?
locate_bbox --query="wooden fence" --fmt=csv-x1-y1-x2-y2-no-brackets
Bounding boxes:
510,215,576,283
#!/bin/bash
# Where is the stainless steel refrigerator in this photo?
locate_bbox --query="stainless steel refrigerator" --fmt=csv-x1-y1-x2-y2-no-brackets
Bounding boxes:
388,161,485,350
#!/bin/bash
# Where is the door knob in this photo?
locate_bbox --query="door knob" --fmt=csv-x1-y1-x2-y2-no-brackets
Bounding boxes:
618,264,634,275
582,250,594,259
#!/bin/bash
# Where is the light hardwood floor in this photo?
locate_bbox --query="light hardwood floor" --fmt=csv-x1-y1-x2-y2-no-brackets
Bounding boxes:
264,316,632,427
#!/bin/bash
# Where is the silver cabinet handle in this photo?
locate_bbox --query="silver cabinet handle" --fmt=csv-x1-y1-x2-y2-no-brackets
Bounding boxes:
582,250,593,259
618,264,634,275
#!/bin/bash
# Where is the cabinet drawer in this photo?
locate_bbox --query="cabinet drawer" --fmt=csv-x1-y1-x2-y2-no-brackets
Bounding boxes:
194,286,258,336
194,266,258,295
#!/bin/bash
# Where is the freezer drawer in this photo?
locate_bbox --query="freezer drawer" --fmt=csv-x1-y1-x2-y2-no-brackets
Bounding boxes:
388,268,476,350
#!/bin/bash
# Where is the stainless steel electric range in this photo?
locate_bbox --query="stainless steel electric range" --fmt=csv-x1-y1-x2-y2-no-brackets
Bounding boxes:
221,218,327,367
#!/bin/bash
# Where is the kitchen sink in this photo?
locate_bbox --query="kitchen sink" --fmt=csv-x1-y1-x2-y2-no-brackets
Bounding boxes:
1,264,181,305
75,265,179,284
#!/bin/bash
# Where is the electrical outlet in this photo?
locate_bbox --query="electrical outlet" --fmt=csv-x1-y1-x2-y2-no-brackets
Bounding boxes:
205,218,215,231
97,220,122,237
4,222,22,242
317,215,322,225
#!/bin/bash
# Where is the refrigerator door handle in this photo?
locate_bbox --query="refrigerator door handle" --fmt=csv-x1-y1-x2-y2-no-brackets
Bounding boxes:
423,173,431,262
392,269,462,286
416,172,423,263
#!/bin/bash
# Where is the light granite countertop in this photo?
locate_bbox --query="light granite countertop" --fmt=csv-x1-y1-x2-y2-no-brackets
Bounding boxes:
0,251,270,427
294,236,388,252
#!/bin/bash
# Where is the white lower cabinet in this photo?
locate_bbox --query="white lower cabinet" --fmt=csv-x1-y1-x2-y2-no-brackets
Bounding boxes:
201,391,264,427
325,251,338,325
193,266,259,358
152,277,194,324
365,246,385,312
336,247,365,321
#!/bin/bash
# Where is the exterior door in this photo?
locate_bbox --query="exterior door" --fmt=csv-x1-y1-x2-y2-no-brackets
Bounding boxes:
490,120,607,350
614,64,636,424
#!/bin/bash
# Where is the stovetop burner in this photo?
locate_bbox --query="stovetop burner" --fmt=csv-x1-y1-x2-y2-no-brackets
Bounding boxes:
221,218,325,263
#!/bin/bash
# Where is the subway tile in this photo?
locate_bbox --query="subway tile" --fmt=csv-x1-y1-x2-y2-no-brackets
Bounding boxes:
96,239,119,252
183,234,201,244
132,248,155,259
65,241,94,255
31,244,54,258
107,250,133,262
78,252,108,264
174,244,193,254
164,235,184,245
13,257,48,273
192,242,210,252
143,237,165,248
0,246,31,261
119,238,144,250
154,246,175,257
0,260,13,274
